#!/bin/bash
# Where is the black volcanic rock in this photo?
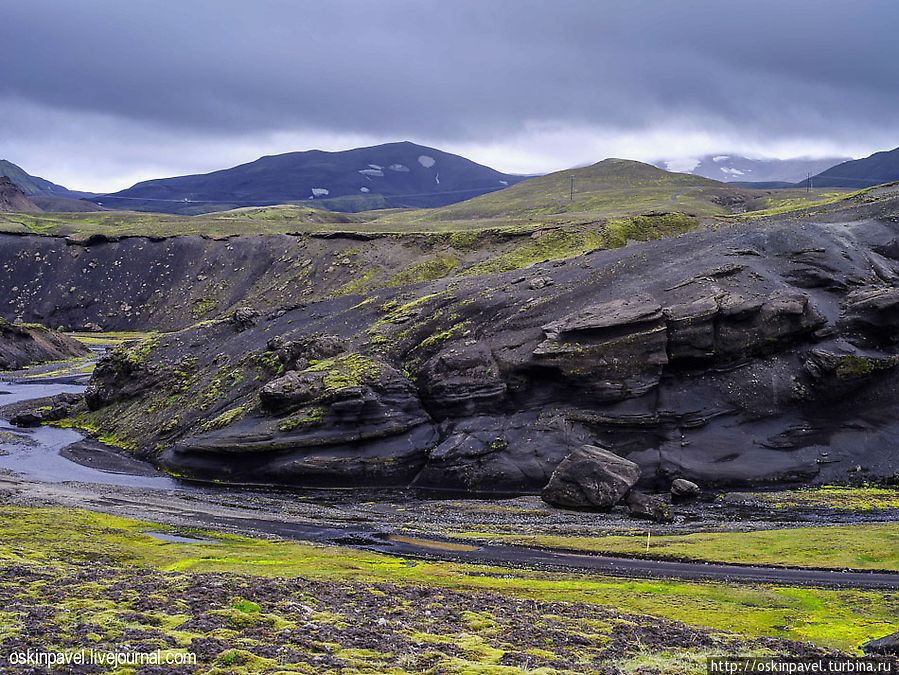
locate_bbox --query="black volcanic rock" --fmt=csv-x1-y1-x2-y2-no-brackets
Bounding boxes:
625,490,671,522
670,479,701,500
95,142,526,213
541,445,641,509
64,190,899,494
862,631,899,655
0,318,89,370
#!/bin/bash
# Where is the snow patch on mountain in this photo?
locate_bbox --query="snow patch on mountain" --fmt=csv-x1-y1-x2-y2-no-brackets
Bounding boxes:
418,155,436,168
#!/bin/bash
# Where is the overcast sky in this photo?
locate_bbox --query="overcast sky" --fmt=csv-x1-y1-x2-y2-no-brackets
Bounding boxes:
2,0,898,192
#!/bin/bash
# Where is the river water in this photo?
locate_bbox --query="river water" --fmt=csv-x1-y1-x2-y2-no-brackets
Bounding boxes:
0,381,181,489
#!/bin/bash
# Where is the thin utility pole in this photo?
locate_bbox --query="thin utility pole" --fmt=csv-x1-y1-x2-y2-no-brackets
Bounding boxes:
807,172,811,193
570,176,575,202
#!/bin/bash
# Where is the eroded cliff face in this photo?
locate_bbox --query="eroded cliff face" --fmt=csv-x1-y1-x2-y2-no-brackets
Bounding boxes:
75,210,899,492
0,227,607,331
0,319,90,370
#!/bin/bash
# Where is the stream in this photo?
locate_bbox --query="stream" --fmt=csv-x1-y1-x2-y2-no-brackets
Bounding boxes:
0,381,181,489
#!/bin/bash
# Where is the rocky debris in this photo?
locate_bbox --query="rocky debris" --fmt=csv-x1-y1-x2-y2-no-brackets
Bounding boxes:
9,392,81,427
625,490,672,522
0,319,90,370
11,404,66,427
670,478,701,501
528,276,554,290
541,445,640,509
862,631,899,656
229,307,260,331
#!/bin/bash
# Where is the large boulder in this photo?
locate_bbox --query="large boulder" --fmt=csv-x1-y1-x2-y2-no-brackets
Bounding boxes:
541,444,640,509
625,490,672,522
670,478,701,500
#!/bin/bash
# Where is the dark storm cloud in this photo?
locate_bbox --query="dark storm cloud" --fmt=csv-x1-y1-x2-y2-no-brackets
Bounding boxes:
2,0,898,189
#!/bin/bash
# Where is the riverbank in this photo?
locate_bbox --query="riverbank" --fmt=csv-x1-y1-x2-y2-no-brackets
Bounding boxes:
0,367,897,672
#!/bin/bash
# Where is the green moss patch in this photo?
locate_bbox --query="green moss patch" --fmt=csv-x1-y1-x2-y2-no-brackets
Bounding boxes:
0,506,894,659
458,523,899,573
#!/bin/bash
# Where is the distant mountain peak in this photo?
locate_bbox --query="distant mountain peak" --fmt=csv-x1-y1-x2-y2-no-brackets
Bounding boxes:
97,142,527,214
655,154,851,185
805,146,899,188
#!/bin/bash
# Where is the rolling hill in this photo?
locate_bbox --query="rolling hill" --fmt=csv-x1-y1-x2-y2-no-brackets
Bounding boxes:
94,141,527,214
804,146,899,188
371,158,837,227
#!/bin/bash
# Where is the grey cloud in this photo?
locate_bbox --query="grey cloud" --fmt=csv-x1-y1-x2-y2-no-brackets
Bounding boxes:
1,0,898,189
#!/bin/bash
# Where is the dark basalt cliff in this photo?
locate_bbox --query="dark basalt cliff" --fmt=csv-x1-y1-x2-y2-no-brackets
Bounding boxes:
0,229,598,332
77,207,899,493
0,319,90,370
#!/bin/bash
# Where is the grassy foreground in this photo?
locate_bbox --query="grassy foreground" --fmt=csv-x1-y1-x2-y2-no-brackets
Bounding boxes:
456,523,899,573
0,506,895,673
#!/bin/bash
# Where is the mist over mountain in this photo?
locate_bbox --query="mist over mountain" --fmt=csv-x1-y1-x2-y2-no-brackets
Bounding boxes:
657,155,850,185
94,142,527,214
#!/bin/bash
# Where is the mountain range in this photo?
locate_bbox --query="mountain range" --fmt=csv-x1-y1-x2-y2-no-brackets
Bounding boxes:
799,146,899,188
5,143,899,218
91,142,527,214
656,155,850,185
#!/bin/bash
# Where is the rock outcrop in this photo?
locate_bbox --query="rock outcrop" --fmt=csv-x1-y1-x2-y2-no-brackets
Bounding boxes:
0,176,40,213
0,319,89,370
10,393,82,427
65,192,899,494
862,631,899,656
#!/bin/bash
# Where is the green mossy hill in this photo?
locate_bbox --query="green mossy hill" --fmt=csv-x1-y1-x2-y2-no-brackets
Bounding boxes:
372,159,855,228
